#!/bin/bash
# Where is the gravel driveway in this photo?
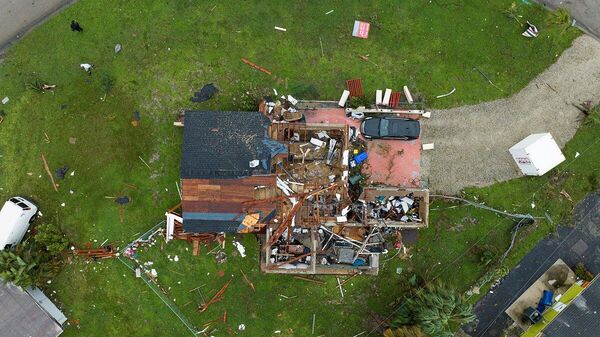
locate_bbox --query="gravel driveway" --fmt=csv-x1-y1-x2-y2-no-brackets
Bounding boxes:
421,35,600,195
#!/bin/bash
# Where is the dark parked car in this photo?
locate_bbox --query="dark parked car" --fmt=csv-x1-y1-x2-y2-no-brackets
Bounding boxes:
360,117,420,140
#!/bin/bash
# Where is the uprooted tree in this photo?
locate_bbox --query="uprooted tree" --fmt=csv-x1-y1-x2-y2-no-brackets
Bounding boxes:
391,281,475,337
0,223,69,288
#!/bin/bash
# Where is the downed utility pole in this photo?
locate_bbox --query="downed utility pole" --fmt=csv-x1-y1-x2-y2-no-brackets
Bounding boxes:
198,279,232,313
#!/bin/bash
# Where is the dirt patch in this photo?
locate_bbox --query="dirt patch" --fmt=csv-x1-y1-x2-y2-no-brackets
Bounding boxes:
421,36,600,194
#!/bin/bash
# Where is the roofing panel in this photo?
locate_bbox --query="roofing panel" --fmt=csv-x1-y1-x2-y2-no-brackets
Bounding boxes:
181,111,273,179
543,279,600,336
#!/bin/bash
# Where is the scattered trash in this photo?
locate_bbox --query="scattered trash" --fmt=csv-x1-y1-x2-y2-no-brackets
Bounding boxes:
191,83,218,103
274,26,287,32
238,324,246,331
575,152,580,158
1,97,9,105
114,43,122,53
325,10,334,15
80,63,94,75
422,143,434,150
131,111,140,127
522,21,539,38
436,87,456,98
352,20,370,39
60,203,65,207
249,160,260,168
70,20,83,32
69,137,77,144
115,196,130,205
55,165,70,180
531,201,536,209
174,255,179,262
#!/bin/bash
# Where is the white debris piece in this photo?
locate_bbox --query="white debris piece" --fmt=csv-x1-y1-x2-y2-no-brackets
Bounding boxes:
376,90,383,105
531,202,536,209
575,152,580,158
336,216,347,223
422,111,432,118
150,269,158,278
310,138,326,148
341,205,351,216
249,160,260,168
114,43,122,53
233,241,247,257
238,324,246,331
422,143,435,150
325,10,334,15
317,131,329,139
80,63,93,72
274,26,287,32
403,86,414,104
70,171,75,176
287,95,298,105
338,90,350,107
174,255,179,262
60,203,66,207
382,89,392,106
1,97,9,105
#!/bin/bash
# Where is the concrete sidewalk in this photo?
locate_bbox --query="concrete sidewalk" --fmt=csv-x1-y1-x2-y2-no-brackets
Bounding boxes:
535,0,600,41
0,0,75,53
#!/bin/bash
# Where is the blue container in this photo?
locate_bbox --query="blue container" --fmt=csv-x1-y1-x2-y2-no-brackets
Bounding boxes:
350,151,368,167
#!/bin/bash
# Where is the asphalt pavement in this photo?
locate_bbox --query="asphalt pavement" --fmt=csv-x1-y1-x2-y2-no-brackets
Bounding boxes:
535,0,600,40
0,0,75,53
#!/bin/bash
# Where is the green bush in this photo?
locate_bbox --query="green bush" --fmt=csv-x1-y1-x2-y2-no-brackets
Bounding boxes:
574,262,594,282
0,224,68,288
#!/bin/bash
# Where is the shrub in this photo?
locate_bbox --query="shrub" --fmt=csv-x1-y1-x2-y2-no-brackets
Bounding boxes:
574,262,594,282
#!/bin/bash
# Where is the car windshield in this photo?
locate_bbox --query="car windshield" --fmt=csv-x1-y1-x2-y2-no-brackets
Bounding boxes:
379,119,389,137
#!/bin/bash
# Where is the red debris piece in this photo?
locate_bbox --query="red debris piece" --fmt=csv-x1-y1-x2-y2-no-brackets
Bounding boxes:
346,79,363,97
389,92,402,108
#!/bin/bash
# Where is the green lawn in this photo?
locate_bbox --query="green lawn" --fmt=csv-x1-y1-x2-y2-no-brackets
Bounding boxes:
0,0,588,336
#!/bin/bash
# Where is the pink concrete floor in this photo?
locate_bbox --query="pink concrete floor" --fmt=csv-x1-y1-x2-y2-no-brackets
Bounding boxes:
303,109,421,187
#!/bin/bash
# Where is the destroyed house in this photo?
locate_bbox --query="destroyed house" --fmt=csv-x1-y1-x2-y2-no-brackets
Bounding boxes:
180,111,287,233
177,110,429,275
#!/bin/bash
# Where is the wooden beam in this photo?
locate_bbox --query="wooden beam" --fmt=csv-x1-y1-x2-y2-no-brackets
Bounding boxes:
41,154,58,192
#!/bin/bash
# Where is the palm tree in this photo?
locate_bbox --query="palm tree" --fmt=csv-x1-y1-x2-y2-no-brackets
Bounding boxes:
392,282,475,337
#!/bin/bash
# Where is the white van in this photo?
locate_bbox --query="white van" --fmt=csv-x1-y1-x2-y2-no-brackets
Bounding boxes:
0,197,38,250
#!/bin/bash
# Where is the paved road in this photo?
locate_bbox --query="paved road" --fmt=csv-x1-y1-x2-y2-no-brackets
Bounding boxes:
463,190,600,336
535,0,600,40
0,0,75,52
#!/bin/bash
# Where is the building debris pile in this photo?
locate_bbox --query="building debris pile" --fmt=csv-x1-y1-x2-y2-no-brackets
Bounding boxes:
360,193,423,224
260,122,419,275
259,94,303,122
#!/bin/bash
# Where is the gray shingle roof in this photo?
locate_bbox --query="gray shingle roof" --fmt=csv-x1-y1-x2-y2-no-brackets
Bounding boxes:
0,282,63,337
181,111,273,179
543,278,600,336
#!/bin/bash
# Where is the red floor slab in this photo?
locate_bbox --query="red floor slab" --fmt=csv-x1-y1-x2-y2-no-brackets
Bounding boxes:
302,109,421,187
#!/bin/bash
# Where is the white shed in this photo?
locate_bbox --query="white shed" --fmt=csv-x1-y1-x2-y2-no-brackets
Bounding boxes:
509,133,565,176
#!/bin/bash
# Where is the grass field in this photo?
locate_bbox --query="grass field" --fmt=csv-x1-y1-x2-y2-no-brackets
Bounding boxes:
0,0,588,336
